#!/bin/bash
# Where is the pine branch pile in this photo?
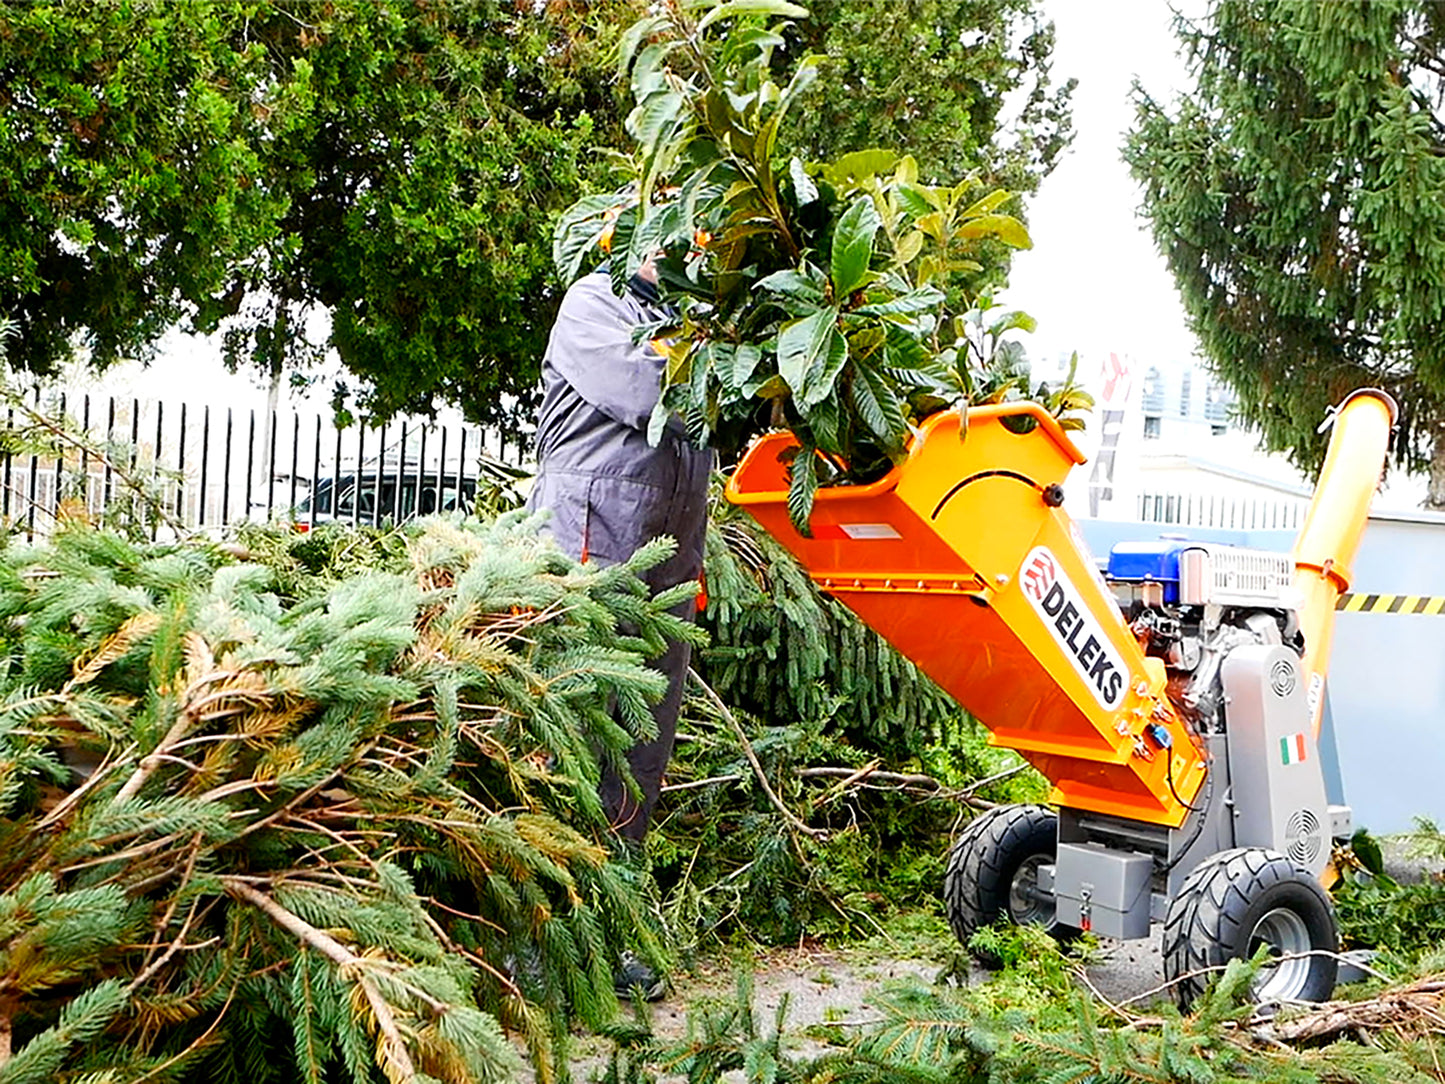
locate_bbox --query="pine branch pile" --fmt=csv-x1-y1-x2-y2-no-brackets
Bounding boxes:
0,514,702,1084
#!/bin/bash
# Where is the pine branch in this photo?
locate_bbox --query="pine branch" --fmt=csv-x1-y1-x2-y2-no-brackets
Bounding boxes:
224,880,418,1081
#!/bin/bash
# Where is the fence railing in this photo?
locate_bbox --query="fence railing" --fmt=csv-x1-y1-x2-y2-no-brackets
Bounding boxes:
1,389,527,540
1136,490,1307,531
6,390,1321,542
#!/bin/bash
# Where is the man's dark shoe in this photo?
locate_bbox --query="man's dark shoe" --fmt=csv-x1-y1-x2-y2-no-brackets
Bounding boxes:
614,951,667,1001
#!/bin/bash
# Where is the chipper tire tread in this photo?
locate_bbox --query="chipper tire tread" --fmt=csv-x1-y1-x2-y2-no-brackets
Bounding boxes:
1162,846,1337,1010
944,804,1068,960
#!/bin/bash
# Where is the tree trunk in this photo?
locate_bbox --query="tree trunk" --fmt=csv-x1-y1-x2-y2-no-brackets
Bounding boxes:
1429,421,1445,511
256,307,288,512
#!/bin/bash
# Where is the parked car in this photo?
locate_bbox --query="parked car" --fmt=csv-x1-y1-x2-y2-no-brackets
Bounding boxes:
292,456,529,529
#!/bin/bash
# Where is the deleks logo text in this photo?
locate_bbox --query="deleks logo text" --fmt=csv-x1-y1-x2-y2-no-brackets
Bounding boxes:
1020,547,1127,709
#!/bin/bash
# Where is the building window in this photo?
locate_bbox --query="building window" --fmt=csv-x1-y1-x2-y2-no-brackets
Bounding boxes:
1205,380,1231,425
1143,415,1161,440
1141,367,1164,414
1180,371,1192,417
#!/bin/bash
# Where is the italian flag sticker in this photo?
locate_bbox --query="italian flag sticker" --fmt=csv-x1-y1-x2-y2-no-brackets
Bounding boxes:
1280,732,1308,765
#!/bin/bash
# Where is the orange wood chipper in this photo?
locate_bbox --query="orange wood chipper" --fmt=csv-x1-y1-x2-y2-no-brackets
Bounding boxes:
725,389,1395,1007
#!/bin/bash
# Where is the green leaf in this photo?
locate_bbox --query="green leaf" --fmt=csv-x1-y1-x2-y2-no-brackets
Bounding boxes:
748,373,789,399
855,285,945,318
860,364,910,448
959,188,1013,219
891,230,925,267
629,88,690,204
822,149,900,188
553,193,626,283
955,213,1031,249
607,205,641,294
798,325,848,408
759,57,822,164
849,365,892,442
883,322,933,373
894,184,937,219
777,307,838,395
1351,829,1389,879
695,0,809,34
617,15,674,79
986,309,1038,337
789,157,819,205
786,441,820,536
630,41,685,98
831,195,881,297
629,86,686,151
757,267,827,306
648,382,688,446
716,343,765,392
689,337,713,445
723,27,788,56
806,393,842,453
706,342,737,391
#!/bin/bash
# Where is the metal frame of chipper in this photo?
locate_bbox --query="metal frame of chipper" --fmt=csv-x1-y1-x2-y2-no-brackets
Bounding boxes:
725,389,1396,1007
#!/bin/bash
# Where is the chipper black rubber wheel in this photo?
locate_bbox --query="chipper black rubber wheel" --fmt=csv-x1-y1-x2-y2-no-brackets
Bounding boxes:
1163,847,1338,1010
943,803,1077,965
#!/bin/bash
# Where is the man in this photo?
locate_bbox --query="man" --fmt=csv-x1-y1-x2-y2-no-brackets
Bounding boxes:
527,256,712,992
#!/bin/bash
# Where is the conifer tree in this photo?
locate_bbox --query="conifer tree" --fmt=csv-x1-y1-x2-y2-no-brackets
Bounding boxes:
1126,1,1445,505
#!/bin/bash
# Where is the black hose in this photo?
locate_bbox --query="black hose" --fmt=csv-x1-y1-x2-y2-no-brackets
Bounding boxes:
1159,749,1213,874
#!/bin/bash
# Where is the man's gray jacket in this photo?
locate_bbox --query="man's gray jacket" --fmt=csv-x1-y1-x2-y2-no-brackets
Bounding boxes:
528,269,712,595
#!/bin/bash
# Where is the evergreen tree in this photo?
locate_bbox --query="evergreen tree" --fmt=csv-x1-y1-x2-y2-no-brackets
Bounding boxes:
1125,1,1445,505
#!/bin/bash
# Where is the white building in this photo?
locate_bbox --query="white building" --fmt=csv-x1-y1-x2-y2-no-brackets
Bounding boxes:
1034,350,1425,525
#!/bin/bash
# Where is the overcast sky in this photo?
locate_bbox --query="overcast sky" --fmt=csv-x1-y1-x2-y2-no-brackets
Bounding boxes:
1004,0,1204,370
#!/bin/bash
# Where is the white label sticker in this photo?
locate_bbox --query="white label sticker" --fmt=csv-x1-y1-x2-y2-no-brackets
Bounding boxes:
1020,546,1128,710
839,523,901,539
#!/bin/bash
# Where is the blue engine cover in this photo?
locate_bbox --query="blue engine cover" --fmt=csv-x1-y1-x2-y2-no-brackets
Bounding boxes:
1105,539,1187,603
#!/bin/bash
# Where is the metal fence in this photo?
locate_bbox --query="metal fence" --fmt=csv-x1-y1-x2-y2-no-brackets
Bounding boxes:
1136,490,1307,531
1,389,526,540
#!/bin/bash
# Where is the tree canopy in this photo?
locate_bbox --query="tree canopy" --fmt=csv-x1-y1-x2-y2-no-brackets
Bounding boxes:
783,0,1073,192
1125,1,1445,505
1,0,1072,430
0,0,634,425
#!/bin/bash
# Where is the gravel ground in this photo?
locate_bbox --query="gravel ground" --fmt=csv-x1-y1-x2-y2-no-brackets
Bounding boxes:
530,932,1171,1082
528,838,1442,1080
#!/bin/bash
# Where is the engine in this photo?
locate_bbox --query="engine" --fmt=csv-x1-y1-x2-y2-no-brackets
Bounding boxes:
1105,541,1304,734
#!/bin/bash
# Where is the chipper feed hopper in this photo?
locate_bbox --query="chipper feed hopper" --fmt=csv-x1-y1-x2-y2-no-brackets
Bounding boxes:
725,389,1396,1007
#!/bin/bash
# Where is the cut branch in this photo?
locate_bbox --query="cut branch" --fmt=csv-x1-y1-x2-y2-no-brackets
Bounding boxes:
225,879,417,1080
687,667,829,841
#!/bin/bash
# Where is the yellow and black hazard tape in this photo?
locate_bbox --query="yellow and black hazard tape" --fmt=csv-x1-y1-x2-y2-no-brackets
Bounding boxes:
1337,593,1445,615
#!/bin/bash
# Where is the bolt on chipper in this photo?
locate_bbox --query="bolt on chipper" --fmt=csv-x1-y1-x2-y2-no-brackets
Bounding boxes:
725,388,1395,1007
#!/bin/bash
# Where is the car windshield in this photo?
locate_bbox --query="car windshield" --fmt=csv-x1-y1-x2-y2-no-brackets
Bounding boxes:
297,476,475,520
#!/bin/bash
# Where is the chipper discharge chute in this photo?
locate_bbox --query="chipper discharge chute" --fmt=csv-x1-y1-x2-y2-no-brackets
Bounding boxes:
726,390,1396,1008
